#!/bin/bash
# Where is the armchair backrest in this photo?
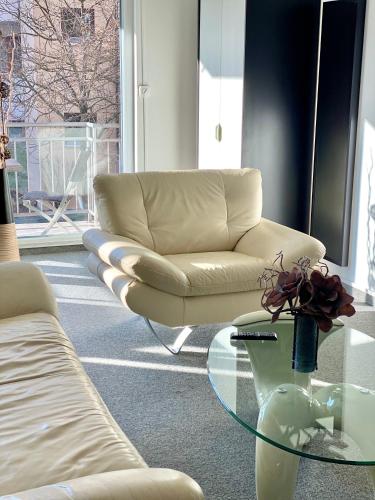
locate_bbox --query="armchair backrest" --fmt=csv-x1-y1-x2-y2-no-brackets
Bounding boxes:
93,168,262,255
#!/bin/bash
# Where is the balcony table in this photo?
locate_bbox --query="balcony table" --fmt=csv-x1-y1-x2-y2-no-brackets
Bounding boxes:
5,159,23,173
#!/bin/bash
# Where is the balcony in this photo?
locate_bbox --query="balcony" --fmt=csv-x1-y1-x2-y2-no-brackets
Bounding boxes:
7,122,120,246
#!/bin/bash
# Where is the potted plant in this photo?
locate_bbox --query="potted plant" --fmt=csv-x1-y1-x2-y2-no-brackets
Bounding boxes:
259,252,355,372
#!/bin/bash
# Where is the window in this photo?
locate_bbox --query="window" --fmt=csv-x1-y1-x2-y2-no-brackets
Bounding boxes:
0,34,22,75
0,0,120,243
63,112,97,148
61,8,95,40
64,112,97,123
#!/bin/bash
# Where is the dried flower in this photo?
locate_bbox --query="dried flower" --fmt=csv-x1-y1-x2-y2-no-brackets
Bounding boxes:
3,146,11,160
299,271,355,332
260,253,356,332
263,267,303,322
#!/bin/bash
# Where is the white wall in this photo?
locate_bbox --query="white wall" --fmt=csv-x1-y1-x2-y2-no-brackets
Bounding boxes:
199,0,246,169
327,0,375,300
135,0,198,172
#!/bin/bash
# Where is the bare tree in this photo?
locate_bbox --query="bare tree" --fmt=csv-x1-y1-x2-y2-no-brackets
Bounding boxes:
0,0,120,123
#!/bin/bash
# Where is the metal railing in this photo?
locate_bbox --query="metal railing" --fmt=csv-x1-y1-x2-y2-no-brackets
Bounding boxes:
6,122,120,223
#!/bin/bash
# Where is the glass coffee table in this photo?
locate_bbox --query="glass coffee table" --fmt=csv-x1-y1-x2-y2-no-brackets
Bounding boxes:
207,311,375,500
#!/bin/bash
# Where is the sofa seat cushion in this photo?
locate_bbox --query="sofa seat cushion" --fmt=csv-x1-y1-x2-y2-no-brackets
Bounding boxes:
164,251,265,297
0,312,146,496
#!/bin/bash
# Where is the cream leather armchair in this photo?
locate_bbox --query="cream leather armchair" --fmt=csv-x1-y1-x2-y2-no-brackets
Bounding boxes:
84,169,325,353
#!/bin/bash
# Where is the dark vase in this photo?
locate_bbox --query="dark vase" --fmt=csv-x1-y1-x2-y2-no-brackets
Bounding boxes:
0,166,19,261
0,167,14,224
292,313,319,373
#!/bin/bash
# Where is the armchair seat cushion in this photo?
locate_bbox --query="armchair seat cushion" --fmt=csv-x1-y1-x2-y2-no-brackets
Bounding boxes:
84,215,326,300
165,252,265,296
83,230,264,297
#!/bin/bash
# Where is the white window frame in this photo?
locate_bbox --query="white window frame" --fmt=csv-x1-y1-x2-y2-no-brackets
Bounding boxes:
120,0,135,173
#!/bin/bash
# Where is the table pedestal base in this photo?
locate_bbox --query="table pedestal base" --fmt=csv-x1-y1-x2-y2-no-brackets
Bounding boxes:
256,438,300,500
255,383,375,499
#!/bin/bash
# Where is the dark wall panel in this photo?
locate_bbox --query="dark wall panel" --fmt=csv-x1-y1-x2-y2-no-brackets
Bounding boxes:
242,0,321,231
311,0,366,266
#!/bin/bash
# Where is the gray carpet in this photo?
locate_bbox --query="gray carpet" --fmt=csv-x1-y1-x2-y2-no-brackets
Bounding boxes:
23,249,375,500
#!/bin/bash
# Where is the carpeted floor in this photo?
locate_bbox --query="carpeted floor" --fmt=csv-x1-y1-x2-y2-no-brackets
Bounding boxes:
23,249,375,500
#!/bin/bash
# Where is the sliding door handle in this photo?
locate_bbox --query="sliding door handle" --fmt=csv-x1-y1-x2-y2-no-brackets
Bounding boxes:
215,123,222,142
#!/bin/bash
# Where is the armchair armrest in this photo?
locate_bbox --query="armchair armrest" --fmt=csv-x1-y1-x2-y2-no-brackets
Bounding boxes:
0,262,58,321
83,229,189,296
235,218,325,267
0,469,204,500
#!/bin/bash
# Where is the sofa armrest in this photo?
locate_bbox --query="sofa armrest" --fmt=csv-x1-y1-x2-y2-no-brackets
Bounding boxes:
0,262,58,321
235,218,325,267
1,469,204,500
83,229,189,296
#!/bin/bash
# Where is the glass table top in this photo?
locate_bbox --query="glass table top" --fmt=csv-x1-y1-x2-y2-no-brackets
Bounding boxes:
207,316,375,465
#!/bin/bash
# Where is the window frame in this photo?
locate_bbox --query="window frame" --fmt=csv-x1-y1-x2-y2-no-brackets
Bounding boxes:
60,7,95,41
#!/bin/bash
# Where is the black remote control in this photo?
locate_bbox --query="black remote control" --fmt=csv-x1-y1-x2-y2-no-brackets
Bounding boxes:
230,331,278,341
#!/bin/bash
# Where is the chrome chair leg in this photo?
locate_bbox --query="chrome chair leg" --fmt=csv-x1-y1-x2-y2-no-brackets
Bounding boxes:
143,317,194,355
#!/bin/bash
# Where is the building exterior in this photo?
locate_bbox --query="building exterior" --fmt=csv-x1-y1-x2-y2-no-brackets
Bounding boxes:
1,0,120,125
0,0,120,230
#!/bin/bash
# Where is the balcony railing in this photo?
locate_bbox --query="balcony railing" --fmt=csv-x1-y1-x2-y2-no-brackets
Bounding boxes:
6,122,120,242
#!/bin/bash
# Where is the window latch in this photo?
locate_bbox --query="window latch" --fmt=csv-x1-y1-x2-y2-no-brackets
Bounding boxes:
138,85,150,98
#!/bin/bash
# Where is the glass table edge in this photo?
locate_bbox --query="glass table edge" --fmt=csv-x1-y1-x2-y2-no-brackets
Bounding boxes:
207,326,375,467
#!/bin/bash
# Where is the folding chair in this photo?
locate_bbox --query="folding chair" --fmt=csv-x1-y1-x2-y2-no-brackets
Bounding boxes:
22,142,93,236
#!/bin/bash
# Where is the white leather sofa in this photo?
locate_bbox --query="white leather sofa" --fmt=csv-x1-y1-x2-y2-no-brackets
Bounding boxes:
84,169,325,348
0,261,204,499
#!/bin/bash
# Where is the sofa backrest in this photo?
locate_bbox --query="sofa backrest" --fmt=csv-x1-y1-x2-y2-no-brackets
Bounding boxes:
94,168,262,255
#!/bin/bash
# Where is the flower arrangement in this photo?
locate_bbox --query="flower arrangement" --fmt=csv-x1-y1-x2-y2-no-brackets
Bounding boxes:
0,80,12,168
0,30,20,262
259,252,356,332
0,30,15,170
